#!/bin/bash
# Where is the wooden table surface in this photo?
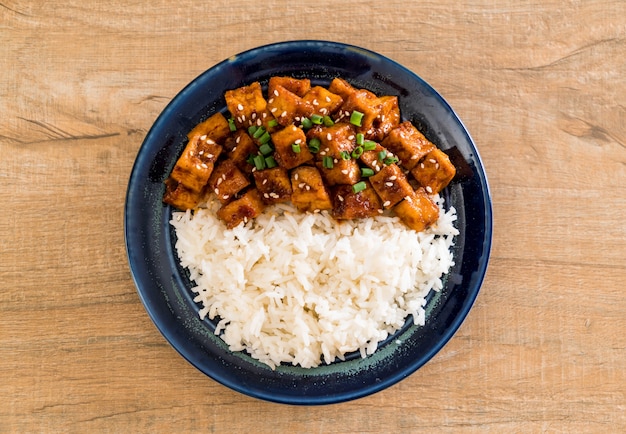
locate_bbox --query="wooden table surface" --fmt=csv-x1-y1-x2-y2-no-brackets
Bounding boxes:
2,1,625,432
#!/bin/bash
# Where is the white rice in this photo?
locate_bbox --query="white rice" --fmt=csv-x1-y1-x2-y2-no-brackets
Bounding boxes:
170,196,458,369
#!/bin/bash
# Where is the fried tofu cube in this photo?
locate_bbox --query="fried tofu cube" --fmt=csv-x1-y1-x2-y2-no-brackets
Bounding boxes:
290,166,333,212
216,188,265,229
367,96,400,141
170,134,222,192
307,123,356,160
381,121,436,171
208,159,250,204
224,130,258,174
302,86,344,116
328,77,357,101
186,112,231,143
315,158,361,186
269,76,311,97
394,188,439,232
162,177,203,210
225,81,267,129
331,182,383,220
359,141,386,173
253,167,292,204
341,88,382,132
271,124,314,169
267,85,315,126
410,148,456,194
369,164,415,208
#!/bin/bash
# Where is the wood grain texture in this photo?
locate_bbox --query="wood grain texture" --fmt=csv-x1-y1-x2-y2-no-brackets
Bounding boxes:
1,0,625,432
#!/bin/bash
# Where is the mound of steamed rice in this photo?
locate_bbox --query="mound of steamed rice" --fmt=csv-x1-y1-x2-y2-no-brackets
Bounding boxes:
170,196,458,369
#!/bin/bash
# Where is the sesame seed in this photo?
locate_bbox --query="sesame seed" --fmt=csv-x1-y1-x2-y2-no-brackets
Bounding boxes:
325,96,331,102
383,201,391,207
314,209,321,213
262,112,267,119
341,169,348,175
200,135,207,140
206,154,214,159
241,115,246,122
198,150,204,155
385,182,393,187
214,188,219,194
268,98,274,104
281,111,287,117
222,174,226,180
232,146,237,152
298,182,305,188
319,151,326,156
378,209,384,214
389,176,397,181
264,193,269,198
305,185,310,191
411,155,419,160
295,116,300,121
236,136,241,144
201,163,208,169
420,163,425,169
189,151,194,156
426,186,433,193
294,173,299,181
256,119,262,126
237,104,243,111
429,159,437,164
270,192,279,198
271,108,277,113
320,108,327,114
196,164,202,170
334,158,339,164
237,117,242,123
337,195,344,202
348,135,355,140
217,178,223,185
312,99,319,106
273,89,279,96
381,115,386,122
262,179,268,185
405,195,413,203
243,217,248,223
326,133,332,140
251,112,256,120
294,139,302,144
435,163,440,169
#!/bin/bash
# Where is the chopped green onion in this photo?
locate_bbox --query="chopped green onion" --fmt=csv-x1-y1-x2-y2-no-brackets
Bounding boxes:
340,151,351,160
265,156,277,168
351,146,364,159
384,156,399,165
360,167,375,177
322,156,334,169
258,131,271,144
301,117,313,129
308,138,321,153
259,143,273,156
322,115,334,127
350,110,364,127
246,154,256,165
378,150,388,160
363,140,377,151
356,133,364,145
248,125,258,136
252,126,266,139
267,119,279,128
352,181,367,193
253,154,266,170
291,143,301,153
311,114,323,125
228,118,237,132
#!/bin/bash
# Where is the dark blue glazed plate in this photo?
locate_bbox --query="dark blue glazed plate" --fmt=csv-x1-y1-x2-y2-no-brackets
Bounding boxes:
125,40,492,405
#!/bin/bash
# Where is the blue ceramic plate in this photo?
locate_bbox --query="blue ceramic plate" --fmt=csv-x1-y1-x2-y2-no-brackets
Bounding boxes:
125,40,492,405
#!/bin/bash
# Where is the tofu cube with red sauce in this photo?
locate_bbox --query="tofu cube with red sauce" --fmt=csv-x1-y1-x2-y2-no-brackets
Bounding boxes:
253,167,293,204
271,125,313,169
328,77,357,101
269,76,311,98
331,182,383,220
216,188,266,229
267,85,315,127
369,164,415,209
410,148,456,194
393,188,440,232
170,134,222,193
208,159,250,204
381,121,436,171
225,81,267,129
186,112,231,143
368,96,400,142
223,130,258,175
162,177,203,210
302,86,344,116
290,166,333,212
